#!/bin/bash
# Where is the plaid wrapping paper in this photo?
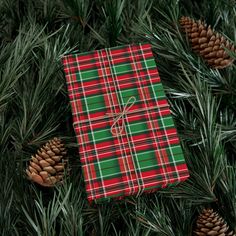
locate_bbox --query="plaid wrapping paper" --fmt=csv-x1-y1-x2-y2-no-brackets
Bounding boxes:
62,43,189,202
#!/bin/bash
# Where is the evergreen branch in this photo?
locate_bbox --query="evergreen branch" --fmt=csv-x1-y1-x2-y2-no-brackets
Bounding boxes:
0,152,21,236
216,164,236,231
134,197,176,236
59,0,93,26
22,185,72,236
101,0,125,46
58,180,85,236
9,25,76,151
0,177,19,236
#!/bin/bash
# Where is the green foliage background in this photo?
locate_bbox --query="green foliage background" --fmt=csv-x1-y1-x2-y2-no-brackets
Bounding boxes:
0,0,236,235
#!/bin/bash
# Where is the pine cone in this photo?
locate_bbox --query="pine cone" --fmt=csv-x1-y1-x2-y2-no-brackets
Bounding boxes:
180,16,236,69
26,137,67,187
193,208,236,236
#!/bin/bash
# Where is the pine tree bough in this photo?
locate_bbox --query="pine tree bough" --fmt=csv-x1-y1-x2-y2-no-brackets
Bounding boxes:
193,209,236,236
26,137,68,187
180,16,236,69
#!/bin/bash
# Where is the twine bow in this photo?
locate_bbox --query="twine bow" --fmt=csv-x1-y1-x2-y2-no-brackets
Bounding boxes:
106,96,136,136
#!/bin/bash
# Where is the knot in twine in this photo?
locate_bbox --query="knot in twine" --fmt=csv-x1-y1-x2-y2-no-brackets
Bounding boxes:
106,96,136,136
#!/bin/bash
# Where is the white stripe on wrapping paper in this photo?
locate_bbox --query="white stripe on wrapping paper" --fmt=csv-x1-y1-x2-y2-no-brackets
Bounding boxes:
85,159,185,181
106,47,143,196
71,101,169,116
63,49,153,66
85,167,189,191
79,136,179,156
137,45,170,186
75,120,176,145
87,171,189,199
94,48,130,198
77,55,107,199
140,49,180,183
72,106,171,127
95,48,129,198
79,137,180,163
65,63,157,79
68,86,164,103
66,71,160,86
64,57,154,72
67,82,162,94
125,45,167,192
104,47,136,195
82,147,182,166
77,93,167,108
79,140,181,160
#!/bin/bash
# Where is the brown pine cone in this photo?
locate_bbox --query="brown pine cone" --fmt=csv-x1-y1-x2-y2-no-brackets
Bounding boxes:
180,16,236,69
26,137,68,187
193,208,235,236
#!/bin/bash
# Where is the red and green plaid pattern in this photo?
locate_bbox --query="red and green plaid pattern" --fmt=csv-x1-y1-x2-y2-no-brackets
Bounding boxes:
62,44,189,202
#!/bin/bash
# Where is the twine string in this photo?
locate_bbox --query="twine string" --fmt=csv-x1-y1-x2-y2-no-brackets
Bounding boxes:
106,96,136,136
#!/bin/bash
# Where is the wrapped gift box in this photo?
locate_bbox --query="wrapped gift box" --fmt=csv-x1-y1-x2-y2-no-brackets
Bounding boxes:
62,44,189,202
